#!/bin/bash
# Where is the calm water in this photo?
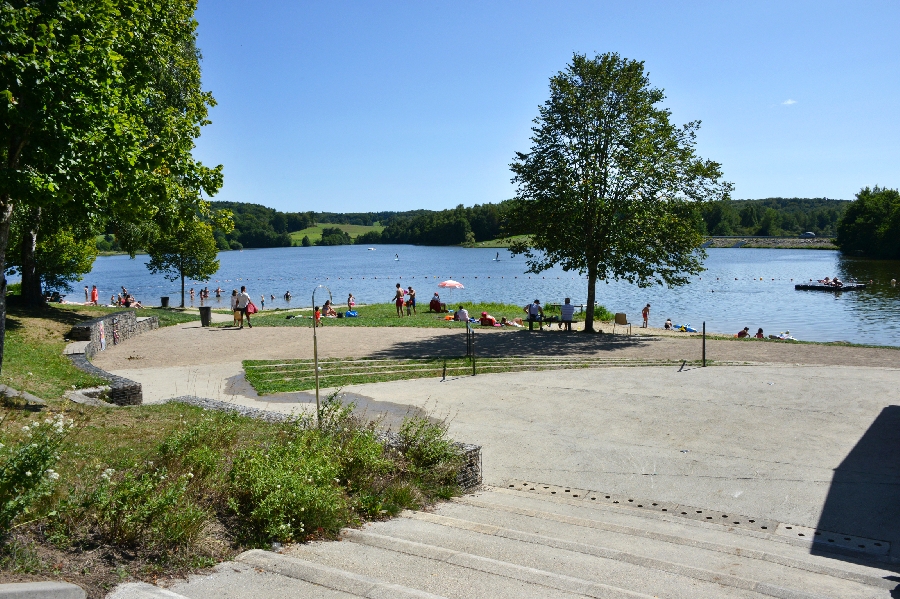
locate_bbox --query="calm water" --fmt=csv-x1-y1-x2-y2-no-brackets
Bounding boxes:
71,246,900,346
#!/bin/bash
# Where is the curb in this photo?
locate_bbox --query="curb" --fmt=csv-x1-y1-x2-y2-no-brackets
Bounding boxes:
105,582,190,598
0,581,85,599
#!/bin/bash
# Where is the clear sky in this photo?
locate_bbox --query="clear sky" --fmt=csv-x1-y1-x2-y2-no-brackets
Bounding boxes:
192,1,899,213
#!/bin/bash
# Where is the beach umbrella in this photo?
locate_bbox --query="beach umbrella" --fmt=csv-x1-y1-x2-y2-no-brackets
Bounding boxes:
438,280,464,289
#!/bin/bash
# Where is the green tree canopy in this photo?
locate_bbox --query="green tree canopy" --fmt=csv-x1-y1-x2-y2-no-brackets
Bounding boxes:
146,217,222,308
836,187,900,259
0,0,222,372
507,53,731,332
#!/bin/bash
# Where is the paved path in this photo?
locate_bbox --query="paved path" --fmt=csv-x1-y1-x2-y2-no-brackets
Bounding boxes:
99,323,900,597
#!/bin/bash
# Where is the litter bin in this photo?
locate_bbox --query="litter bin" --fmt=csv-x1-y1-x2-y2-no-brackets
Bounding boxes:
199,306,212,327
160,296,170,308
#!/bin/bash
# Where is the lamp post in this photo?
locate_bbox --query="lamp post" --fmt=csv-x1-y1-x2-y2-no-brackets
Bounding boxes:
311,285,332,427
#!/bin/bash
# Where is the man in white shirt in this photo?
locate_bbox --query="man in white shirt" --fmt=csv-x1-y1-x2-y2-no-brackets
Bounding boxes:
560,298,575,332
454,305,469,321
524,299,544,331
237,285,252,329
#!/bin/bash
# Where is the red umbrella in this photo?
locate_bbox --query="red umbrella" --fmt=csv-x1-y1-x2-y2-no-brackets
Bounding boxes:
438,280,464,289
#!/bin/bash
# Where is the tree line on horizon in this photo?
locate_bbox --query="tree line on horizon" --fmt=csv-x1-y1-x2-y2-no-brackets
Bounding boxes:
125,196,853,251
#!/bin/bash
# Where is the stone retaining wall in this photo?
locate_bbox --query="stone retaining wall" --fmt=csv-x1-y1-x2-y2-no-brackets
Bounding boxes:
65,311,158,406
68,311,158,358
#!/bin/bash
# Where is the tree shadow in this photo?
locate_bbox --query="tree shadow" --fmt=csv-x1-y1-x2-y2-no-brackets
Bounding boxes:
812,405,900,577
368,329,652,359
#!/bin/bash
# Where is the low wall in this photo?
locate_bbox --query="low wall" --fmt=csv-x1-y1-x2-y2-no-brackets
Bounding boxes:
66,311,158,406
68,311,158,357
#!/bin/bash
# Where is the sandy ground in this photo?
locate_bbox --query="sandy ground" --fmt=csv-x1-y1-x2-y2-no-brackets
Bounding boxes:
88,322,900,552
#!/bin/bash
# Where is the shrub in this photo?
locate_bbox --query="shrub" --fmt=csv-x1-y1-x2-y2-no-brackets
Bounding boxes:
397,417,462,497
0,414,71,534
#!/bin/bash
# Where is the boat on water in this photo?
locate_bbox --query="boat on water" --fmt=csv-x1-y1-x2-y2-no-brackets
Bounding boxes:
795,282,866,291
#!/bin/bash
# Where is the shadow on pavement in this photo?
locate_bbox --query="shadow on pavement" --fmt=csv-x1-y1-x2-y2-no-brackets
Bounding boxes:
812,405,900,575
368,329,653,359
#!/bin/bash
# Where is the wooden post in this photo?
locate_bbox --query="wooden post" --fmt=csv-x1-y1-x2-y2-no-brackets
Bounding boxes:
702,321,706,367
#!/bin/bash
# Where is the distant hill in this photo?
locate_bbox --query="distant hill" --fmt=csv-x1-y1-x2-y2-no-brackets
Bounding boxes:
199,197,850,250
700,197,850,237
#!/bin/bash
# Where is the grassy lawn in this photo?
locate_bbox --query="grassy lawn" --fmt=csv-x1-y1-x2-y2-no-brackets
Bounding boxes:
288,223,384,245
468,235,531,248
245,355,687,394
235,302,552,329
0,302,198,401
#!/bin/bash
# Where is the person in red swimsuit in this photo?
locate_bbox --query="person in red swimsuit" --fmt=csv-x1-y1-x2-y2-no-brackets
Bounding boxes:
393,284,405,318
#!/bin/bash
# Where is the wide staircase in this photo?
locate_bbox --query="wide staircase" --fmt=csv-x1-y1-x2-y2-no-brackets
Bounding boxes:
115,483,897,599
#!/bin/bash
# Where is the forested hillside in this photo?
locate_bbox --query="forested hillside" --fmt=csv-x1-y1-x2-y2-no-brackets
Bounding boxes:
97,197,852,252
700,198,849,237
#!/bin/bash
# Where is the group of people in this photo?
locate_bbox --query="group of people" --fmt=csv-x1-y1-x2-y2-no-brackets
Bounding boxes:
818,276,844,288
83,284,143,308
393,284,416,317
735,327,766,339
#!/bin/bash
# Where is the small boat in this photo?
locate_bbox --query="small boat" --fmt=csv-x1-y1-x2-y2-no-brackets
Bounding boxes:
367,247,376,251
795,282,866,291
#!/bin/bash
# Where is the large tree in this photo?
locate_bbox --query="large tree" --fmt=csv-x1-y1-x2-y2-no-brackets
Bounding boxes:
0,1,221,373
507,53,731,332
836,186,900,259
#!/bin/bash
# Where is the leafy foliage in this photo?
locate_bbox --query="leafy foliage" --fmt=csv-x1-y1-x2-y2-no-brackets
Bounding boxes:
700,198,848,236
836,187,900,259
146,219,221,307
507,53,731,331
0,414,72,534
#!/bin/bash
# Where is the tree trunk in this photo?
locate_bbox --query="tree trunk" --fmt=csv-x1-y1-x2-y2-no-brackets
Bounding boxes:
0,197,13,376
583,265,598,333
20,206,42,306
180,269,185,308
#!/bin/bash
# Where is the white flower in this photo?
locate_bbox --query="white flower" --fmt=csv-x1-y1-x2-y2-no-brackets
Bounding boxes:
101,468,115,481
0,443,4,449
44,418,53,424
25,471,32,477
186,472,193,478
45,469,60,481
22,426,29,432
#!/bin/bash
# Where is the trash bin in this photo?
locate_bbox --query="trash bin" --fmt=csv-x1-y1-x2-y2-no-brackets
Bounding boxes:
160,296,170,308
199,306,212,327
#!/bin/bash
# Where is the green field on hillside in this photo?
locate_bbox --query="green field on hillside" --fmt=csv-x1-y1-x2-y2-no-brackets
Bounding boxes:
289,223,384,244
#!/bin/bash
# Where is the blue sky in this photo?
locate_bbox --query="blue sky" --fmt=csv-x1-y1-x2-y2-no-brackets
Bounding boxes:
193,1,899,213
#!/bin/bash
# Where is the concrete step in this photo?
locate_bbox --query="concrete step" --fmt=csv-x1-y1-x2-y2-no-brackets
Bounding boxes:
106,486,898,599
472,486,896,584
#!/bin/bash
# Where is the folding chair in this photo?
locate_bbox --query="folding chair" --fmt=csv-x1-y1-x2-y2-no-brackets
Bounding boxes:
613,312,632,335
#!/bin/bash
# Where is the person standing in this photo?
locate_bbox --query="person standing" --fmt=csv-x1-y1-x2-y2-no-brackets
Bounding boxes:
237,286,252,328
407,286,417,315
347,293,356,311
560,298,575,332
84,285,90,304
90,285,99,306
393,283,405,318
260,295,265,310
230,289,240,326
641,303,651,328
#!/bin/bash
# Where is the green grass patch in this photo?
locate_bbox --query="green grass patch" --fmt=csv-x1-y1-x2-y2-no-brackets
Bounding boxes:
238,302,598,329
51,304,199,328
289,223,384,245
1,303,197,400
467,235,531,248
244,356,684,394
0,397,464,592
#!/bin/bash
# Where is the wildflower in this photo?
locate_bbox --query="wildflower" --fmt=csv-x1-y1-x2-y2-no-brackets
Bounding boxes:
101,468,115,481
22,426,29,432
25,471,32,477
45,469,60,481
186,472,193,478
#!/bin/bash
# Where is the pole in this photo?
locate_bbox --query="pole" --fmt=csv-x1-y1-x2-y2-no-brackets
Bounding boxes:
471,327,476,376
702,321,706,367
311,285,332,428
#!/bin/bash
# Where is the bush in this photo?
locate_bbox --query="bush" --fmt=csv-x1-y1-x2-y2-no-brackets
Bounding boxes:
397,417,462,498
0,414,71,534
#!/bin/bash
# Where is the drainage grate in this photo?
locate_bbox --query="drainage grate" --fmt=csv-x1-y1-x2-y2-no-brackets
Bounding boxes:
674,504,777,533
502,480,890,557
775,523,890,556
506,481,592,499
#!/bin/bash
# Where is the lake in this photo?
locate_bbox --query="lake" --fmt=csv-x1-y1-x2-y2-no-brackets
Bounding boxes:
71,246,900,347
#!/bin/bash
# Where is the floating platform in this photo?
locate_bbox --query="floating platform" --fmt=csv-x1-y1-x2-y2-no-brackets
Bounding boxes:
795,283,866,291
